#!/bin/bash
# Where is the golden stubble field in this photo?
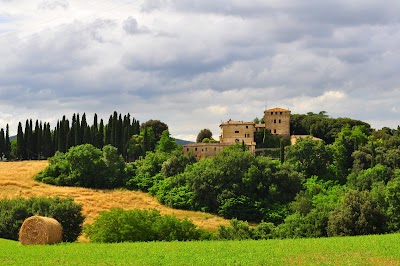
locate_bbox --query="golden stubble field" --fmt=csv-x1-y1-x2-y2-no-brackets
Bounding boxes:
0,161,229,232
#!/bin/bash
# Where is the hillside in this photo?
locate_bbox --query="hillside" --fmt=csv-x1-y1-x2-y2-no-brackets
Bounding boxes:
0,161,229,232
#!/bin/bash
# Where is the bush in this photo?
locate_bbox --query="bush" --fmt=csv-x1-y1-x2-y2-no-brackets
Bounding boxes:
327,190,386,236
216,219,276,240
0,197,84,242
35,144,128,189
84,208,212,243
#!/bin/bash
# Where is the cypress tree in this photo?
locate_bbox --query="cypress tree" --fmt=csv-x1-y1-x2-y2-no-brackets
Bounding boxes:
111,112,117,147
34,120,41,159
24,120,31,159
132,118,140,135
99,119,105,148
71,113,77,147
81,113,87,144
58,117,67,153
5,124,11,160
75,113,80,146
43,122,52,158
0,128,5,160
17,122,24,160
117,113,123,153
83,125,91,144
92,113,99,148
53,122,58,153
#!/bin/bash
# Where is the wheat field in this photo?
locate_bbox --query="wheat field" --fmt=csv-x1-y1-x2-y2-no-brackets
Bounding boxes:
0,161,229,235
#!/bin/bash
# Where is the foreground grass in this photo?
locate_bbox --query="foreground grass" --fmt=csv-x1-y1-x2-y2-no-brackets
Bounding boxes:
2,234,400,266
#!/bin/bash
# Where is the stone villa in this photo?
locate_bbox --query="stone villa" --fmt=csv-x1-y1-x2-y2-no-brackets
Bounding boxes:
183,107,294,160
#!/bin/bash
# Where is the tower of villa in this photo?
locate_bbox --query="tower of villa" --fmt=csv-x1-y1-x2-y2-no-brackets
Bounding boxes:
264,107,291,137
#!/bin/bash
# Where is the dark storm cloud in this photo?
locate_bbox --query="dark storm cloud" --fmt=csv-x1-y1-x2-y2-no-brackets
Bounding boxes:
2,0,400,138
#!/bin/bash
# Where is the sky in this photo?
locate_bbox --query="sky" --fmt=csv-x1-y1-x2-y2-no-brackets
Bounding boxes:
0,0,400,141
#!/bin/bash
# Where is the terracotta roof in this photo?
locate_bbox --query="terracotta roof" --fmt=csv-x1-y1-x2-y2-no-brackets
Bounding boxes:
264,107,290,113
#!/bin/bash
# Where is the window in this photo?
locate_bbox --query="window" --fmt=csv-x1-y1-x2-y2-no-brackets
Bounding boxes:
214,147,217,151
275,112,278,115
280,112,282,115
274,119,276,124
245,134,250,138
195,148,197,151
235,139,240,142
274,129,277,133
279,119,281,123
246,126,248,129
186,148,189,152
271,112,273,115
235,130,239,133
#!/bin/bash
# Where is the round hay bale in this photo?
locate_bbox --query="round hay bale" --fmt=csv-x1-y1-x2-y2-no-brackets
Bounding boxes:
19,216,63,245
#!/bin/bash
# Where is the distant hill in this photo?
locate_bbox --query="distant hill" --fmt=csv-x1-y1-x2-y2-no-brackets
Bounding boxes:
175,138,194,145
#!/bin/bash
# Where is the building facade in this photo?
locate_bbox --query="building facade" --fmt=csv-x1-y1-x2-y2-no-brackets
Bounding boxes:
183,107,290,160
264,107,291,137
219,120,256,145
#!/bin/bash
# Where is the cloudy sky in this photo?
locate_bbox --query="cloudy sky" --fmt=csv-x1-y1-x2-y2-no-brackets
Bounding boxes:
1,0,400,141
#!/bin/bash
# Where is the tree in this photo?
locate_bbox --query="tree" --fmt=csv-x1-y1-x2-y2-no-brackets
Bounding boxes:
285,137,333,179
5,124,11,160
102,145,126,188
385,174,400,231
196,129,213,143
141,120,168,142
0,128,5,160
327,190,385,236
16,122,24,160
126,134,144,161
65,144,107,188
156,130,177,153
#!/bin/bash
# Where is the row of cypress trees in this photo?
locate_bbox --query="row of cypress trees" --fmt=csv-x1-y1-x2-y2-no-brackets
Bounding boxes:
11,111,140,161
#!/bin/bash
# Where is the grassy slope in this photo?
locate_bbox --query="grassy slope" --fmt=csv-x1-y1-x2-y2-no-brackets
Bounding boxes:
0,161,229,234
2,234,400,265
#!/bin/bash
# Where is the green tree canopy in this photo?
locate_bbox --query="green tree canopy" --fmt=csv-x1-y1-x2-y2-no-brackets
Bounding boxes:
196,129,213,143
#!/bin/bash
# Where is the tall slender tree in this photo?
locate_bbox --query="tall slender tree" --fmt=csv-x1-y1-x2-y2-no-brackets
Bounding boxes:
5,124,11,160
99,119,105,148
17,122,24,160
0,128,5,160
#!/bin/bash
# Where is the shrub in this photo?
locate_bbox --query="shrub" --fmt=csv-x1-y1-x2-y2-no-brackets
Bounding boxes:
0,197,84,242
216,219,276,240
35,144,128,189
327,190,386,236
216,219,253,240
84,208,212,243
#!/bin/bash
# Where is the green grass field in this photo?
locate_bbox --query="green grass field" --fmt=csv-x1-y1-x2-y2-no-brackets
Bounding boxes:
2,234,400,266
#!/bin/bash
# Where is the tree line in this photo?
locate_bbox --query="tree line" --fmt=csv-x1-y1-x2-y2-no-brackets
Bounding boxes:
1,111,169,161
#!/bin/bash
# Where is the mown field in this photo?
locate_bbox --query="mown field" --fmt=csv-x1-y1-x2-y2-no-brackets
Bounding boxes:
2,234,400,265
0,161,229,235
